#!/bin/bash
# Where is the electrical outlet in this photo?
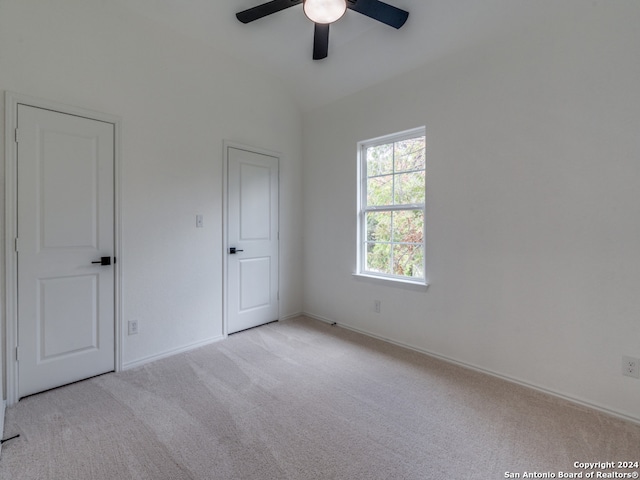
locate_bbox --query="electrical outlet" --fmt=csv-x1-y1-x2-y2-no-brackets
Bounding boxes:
128,320,139,336
374,300,381,314
622,356,639,378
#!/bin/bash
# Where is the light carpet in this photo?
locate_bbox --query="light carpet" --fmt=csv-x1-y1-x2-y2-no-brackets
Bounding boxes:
1,316,639,479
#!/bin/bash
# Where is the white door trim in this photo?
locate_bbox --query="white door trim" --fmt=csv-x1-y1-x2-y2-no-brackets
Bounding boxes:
4,91,123,406
222,141,281,337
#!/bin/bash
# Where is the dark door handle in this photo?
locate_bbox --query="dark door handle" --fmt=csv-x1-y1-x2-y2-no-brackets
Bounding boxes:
91,256,111,266
229,247,244,254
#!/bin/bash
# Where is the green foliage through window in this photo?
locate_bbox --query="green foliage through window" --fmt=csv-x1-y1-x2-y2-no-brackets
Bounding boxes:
360,130,426,281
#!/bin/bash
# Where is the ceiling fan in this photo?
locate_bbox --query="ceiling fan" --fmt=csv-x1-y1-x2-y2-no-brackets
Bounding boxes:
236,0,409,60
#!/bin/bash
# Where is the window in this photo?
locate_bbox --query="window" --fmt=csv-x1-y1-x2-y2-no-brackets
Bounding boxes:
357,128,426,284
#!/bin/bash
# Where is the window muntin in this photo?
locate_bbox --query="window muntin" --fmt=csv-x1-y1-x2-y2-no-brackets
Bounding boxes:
358,129,426,283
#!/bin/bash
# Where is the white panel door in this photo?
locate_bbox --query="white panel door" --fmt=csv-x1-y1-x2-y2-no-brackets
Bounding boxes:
227,146,279,334
17,104,115,398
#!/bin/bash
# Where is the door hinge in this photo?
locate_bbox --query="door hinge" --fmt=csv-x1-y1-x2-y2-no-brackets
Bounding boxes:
16,346,20,361
15,128,28,144
14,237,19,252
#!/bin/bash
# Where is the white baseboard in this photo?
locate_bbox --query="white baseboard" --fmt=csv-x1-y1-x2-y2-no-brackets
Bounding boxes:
0,399,6,456
122,335,225,371
280,311,303,322
302,311,640,426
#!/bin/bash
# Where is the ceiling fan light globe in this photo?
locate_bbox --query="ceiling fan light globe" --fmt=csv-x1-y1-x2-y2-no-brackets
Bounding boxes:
303,0,347,24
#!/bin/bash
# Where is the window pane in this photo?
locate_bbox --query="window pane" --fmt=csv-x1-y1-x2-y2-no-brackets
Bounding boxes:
367,175,393,206
394,171,425,205
359,128,426,282
366,243,392,274
392,210,424,243
393,244,424,278
366,211,391,242
394,137,425,172
367,143,393,177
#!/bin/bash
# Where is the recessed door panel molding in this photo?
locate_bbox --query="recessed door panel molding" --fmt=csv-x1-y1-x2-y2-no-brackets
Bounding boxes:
40,129,99,250
239,257,271,311
38,274,99,362
225,144,279,334
239,162,271,241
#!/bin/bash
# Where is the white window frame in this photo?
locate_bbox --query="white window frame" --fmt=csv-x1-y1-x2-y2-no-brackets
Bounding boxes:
356,127,427,286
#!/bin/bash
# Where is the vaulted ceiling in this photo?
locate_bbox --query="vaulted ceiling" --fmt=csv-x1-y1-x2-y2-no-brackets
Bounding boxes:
115,0,580,111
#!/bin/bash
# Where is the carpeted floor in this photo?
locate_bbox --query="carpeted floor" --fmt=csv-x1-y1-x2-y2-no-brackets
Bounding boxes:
1,316,639,479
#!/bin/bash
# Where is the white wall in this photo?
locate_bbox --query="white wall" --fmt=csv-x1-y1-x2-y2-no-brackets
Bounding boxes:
0,0,303,384
302,2,640,421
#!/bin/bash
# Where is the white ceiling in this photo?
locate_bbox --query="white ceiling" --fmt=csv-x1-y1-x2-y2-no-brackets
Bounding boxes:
115,0,579,112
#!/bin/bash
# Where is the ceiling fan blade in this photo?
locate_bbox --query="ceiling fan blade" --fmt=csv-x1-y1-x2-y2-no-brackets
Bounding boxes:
313,23,330,60
347,0,409,29
236,0,302,24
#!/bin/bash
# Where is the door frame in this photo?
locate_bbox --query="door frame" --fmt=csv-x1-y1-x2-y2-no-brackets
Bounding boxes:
4,91,123,406
222,141,280,337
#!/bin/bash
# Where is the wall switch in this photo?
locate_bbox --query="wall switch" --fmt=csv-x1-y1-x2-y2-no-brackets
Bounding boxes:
196,214,204,228
622,356,639,378
128,320,139,335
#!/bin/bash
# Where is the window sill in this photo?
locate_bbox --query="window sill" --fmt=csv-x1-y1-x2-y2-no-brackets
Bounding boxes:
352,273,430,291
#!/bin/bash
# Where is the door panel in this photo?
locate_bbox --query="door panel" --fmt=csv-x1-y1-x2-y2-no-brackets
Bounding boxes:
239,163,271,239
227,146,279,334
17,104,115,398
40,129,99,248
39,274,98,360
240,257,271,310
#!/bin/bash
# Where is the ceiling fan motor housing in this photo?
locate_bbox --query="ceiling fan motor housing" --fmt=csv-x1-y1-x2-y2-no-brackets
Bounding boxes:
303,0,348,24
